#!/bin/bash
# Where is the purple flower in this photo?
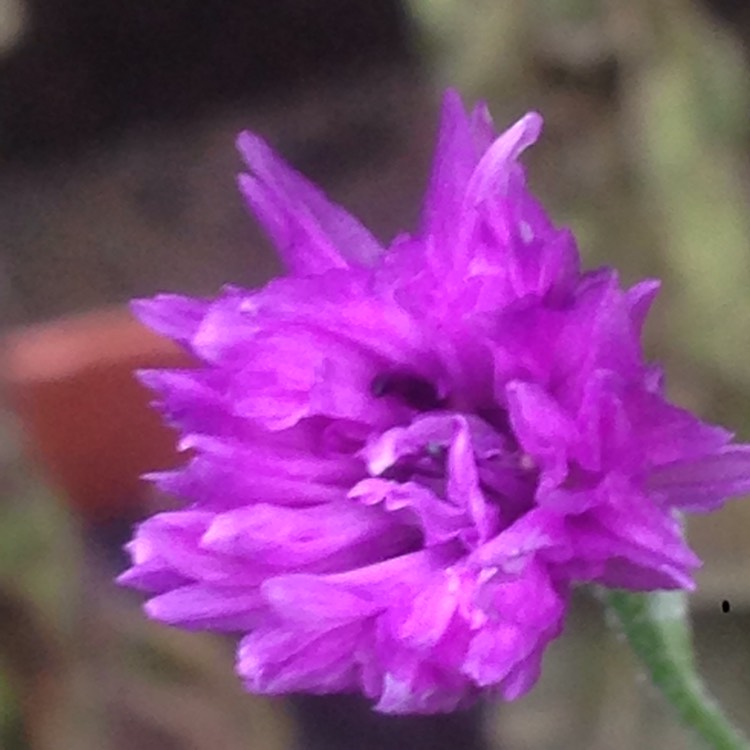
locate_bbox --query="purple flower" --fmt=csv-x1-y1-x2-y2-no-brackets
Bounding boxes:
119,90,750,713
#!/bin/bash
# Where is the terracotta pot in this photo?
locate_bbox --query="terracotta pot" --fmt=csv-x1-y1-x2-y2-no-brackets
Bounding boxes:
2,306,191,520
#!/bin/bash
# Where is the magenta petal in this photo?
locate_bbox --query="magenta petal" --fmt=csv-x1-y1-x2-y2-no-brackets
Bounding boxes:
506,380,575,487
238,623,364,694
226,329,399,430
319,548,464,603
462,563,565,692
131,294,209,345
628,391,731,468
124,511,244,585
463,112,543,211
237,133,383,275
498,650,545,700
349,478,468,546
421,90,495,248
116,560,190,594
361,415,455,476
389,571,464,649
262,575,381,624
472,508,569,571
464,623,537,688
574,369,631,473
479,561,565,626
136,368,232,438
446,418,499,542
569,501,701,590
372,666,473,714
201,501,413,571
625,279,661,333
361,412,508,476
648,445,750,511
149,445,357,510
145,584,264,631
531,227,581,301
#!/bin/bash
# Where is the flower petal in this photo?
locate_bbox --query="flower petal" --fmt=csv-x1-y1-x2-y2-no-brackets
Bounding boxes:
463,112,543,212
131,294,209,345
145,584,264,631
238,622,364,694
349,478,468,546
506,380,576,488
648,445,750,512
237,133,383,274
201,501,414,571
421,90,496,248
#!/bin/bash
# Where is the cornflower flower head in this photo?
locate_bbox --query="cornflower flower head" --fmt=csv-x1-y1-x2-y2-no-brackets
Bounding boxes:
119,90,750,714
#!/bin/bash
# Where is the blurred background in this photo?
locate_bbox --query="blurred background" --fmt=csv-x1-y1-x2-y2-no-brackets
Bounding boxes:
1,0,750,748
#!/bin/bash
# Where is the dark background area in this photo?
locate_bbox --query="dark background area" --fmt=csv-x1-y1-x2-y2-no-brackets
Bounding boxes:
0,0,413,161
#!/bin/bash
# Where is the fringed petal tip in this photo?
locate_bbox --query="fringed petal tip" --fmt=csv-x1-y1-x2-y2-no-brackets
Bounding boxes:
463,111,544,209
130,294,208,343
236,129,385,275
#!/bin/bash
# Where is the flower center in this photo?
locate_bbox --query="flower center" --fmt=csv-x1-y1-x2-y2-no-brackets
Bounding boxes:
357,406,539,550
370,371,445,412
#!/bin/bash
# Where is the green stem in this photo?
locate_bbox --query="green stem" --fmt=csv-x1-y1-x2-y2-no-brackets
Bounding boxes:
604,589,749,750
